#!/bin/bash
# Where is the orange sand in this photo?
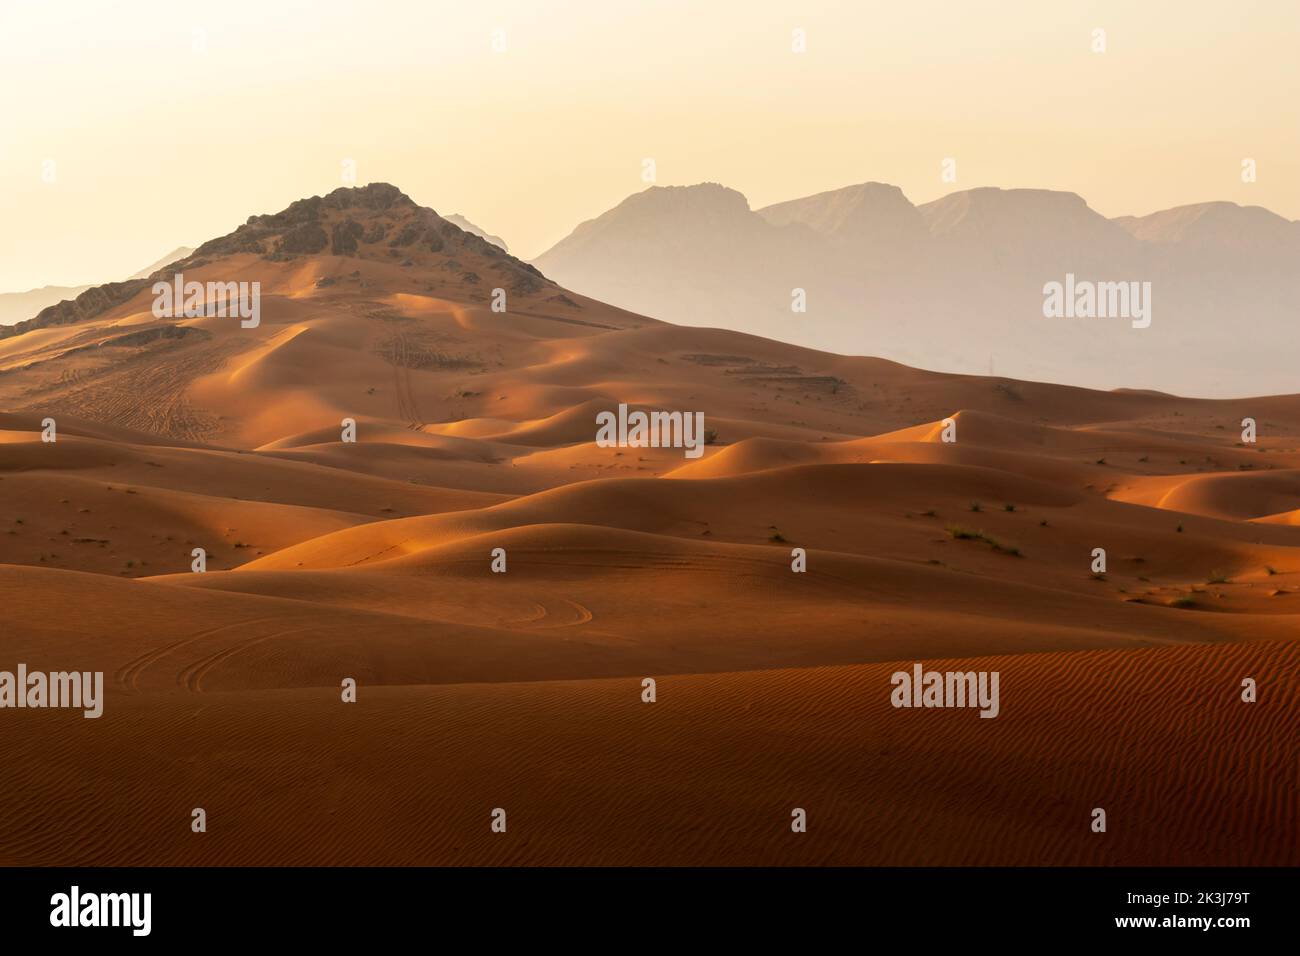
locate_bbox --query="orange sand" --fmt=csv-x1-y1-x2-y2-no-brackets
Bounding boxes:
1,186,1296,865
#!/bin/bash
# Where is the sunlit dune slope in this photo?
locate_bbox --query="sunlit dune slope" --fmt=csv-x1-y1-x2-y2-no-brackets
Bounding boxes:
2,183,1299,867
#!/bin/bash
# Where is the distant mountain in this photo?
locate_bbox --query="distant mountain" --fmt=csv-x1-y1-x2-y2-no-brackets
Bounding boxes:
1111,202,1300,281
540,183,773,262
0,284,92,327
443,215,508,253
535,183,1300,396
534,183,823,345
0,246,194,327
1113,201,1300,247
919,188,1139,268
129,246,195,280
758,181,929,260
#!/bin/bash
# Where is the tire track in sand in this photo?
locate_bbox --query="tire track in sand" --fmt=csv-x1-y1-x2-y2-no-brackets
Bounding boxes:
116,616,284,690
176,626,315,693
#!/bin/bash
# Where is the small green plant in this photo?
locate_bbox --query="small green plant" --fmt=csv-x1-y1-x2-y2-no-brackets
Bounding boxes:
1003,503,1016,512
1266,565,1278,576
1169,597,1196,609
1207,572,1229,584
969,502,982,512
946,526,1021,556
769,531,787,543
1176,522,1184,533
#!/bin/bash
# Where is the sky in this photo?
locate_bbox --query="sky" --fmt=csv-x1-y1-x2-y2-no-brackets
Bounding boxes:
1,0,1297,290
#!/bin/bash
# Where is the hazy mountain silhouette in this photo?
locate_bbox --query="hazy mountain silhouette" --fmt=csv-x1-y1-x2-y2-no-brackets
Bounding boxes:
444,214,508,253
535,183,1300,396
129,246,195,280
758,181,929,262
0,284,92,327
0,246,194,327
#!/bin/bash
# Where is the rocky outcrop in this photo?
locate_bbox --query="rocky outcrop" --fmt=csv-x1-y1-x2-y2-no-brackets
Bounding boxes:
277,222,330,255
330,219,365,255
2,183,553,339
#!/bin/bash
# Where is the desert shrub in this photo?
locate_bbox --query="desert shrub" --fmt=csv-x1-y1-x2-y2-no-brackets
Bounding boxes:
946,525,1022,556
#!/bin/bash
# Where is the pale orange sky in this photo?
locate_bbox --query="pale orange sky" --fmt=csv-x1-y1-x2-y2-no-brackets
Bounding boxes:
1,0,1296,289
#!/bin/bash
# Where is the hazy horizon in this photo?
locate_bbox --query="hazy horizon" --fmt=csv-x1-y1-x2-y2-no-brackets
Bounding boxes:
2,4,1297,882
2,0,1297,290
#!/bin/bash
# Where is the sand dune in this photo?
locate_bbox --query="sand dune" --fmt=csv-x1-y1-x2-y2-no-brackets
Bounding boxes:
1108,469,1300,521
0,637,1292,865
2,184,1297,866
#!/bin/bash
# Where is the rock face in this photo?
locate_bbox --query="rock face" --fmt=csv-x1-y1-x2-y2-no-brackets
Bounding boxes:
1,184,550,340
330,219,365,256
277,222,330,255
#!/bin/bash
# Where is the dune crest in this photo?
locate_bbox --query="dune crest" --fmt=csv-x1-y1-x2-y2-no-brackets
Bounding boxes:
2,183,1298,866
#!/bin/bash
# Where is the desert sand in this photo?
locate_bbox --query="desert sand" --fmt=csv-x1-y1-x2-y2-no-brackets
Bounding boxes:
0,184,1296,865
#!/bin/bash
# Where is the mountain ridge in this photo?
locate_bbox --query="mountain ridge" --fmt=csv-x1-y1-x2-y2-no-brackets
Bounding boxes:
533,180,1300,396
1,184,547,342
